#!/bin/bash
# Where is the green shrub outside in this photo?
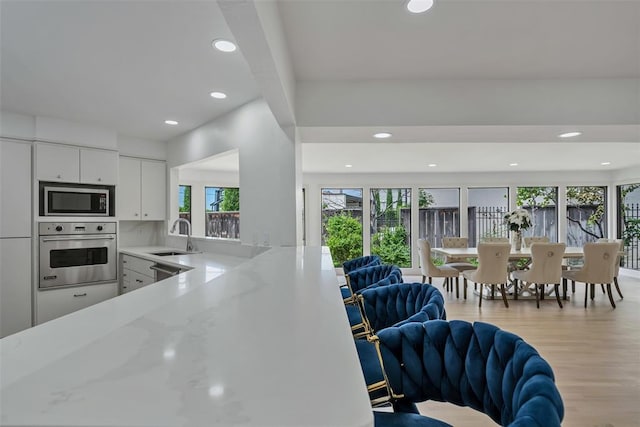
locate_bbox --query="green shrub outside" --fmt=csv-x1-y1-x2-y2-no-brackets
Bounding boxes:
325,214,363,267
371,226,411,267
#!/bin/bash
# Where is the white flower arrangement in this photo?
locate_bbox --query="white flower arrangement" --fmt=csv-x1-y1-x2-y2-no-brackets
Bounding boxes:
504,208,532,232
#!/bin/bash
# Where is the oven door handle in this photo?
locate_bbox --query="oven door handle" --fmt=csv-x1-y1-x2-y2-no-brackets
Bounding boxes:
41,235,116,242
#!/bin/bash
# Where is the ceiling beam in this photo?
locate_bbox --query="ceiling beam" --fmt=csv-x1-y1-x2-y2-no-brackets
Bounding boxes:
218,0,296,131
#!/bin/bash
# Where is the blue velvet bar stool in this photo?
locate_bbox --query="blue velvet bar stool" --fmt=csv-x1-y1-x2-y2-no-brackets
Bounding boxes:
352,282,446,339
340,255,382,300
346,275,402,337
343,264,403,303
368,320,564,427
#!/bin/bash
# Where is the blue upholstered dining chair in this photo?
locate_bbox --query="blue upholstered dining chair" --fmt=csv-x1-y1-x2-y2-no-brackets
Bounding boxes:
361,320,564,427
352,282,446,338
340,255,382,300
343,264,403,303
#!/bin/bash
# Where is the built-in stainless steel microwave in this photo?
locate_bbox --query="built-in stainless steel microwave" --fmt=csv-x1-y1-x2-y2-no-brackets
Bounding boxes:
43,185,111,216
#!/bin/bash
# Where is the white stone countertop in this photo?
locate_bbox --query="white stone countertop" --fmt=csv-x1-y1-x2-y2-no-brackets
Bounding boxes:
0,246,373,427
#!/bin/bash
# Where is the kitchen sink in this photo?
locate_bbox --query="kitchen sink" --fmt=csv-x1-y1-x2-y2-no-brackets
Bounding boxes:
149,250,200,256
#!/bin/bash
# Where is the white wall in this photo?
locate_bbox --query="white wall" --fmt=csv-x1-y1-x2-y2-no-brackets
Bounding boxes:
167,99,299,246
117,135,167,160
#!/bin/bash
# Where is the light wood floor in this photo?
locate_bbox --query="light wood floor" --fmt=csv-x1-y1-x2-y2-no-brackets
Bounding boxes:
395,273,640,427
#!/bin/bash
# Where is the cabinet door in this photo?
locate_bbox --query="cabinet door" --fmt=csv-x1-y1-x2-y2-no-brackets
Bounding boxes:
122,269,155,293
0,140,31,237
0,238,32,337
141,160,166,220
117,157,141,220
35,143,80,183
36,282,117,324
80,149,119,185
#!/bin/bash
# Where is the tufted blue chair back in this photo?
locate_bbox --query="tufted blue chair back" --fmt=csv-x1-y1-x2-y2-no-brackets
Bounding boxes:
360,283,446,333
343,255,381,275
348,264,402,294
376,320,564,427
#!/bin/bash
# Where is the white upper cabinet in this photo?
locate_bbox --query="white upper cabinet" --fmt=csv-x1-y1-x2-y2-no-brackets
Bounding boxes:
141,160,166,220
35,143,117,184
0,139,31,238
118,157,165,221
35,143,80,183
80,149,119,185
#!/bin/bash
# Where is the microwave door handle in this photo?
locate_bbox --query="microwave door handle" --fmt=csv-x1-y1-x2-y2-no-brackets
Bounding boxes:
41,236,116,242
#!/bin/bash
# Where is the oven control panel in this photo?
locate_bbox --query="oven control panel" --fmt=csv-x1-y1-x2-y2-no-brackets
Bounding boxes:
39,222,117,235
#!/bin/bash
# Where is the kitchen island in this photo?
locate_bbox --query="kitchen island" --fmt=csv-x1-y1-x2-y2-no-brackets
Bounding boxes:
0,246,373,427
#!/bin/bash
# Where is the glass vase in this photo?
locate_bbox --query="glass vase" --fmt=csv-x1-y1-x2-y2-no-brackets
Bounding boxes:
513,230,523,251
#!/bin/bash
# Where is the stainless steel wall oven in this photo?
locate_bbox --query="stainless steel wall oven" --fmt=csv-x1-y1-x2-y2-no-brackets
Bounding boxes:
39,222,117,289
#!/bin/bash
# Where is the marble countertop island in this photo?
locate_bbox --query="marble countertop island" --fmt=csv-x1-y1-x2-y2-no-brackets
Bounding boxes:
0,246,373,427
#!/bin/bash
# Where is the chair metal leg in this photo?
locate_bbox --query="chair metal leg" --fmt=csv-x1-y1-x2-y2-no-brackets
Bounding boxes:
562,278,567,300
478,284,483,308
535,283,540,309
600,283,605,294
614,277,623,299
554,283,563,308
572,280,575,293
606,283,616,309
422,275,426,283
455,277,459,299
463,278,468,300
500,284,509,308
491,285,495,300
590,283,595,300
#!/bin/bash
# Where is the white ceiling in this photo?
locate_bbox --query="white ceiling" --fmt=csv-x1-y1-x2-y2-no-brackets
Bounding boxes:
279,0,640,80
0,0,259,141
1,0,639,174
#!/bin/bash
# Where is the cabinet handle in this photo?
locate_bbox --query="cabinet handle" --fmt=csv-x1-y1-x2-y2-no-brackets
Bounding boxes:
57,174,62,179
73,293,87,297
97,177,102,182
144,213,148,217
123,260,127,264
135,213,139,216
135,279,143,283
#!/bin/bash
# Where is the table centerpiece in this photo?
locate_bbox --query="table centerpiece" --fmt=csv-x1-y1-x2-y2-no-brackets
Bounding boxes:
504,208,532,251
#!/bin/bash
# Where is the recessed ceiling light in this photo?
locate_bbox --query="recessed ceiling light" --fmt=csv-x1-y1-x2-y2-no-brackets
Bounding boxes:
164,120,178,125
509,163,519,167
212,39,237,52
345,164,353,168
428,163,437,167
373,132,392,139
210,91,227,99
559,131,582,138
407,0,434,13
601,162,611,166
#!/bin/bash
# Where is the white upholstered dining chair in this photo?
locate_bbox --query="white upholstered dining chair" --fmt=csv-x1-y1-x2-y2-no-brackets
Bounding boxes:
561,241,620,308
462,242,511,307
512,243,566,309
417,239,461,297
596,238,624,299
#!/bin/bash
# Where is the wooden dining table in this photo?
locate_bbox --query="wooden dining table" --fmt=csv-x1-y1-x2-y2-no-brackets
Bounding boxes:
431,246,586,300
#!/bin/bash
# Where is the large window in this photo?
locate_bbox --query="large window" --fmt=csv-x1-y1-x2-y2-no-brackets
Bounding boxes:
516,186,558,242
205,187,240,239
618,183,640,270
370,188,411,267
566,186,607,246
178,185,191,235
321,188,363,267
467,187,509,247
418,188,460,248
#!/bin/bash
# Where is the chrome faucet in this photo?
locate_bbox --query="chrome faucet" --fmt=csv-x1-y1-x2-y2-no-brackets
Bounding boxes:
170,218,194,252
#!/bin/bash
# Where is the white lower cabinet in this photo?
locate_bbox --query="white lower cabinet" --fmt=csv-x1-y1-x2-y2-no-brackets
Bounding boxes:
121,254,155,294
0,238,32,338
36,282,117,324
